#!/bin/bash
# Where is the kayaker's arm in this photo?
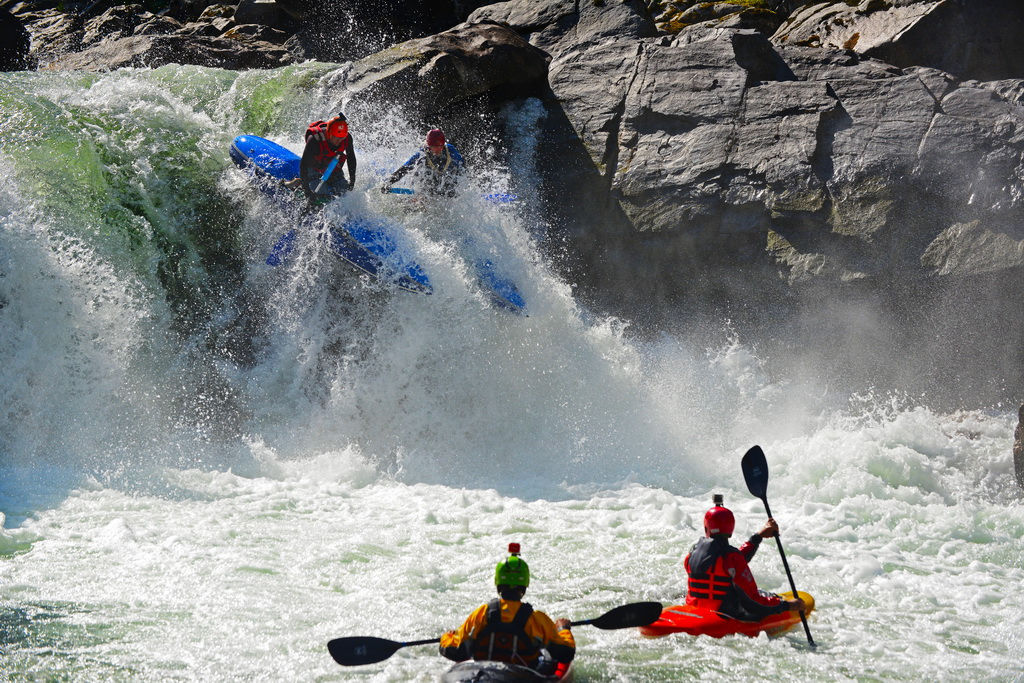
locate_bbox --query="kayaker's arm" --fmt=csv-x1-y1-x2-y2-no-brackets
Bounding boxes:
438,604,487,662
383,152,421,190
726,552,784,609
737,534,762,561
542,615,576,663
739,518,778,561
438,631,471,662
345,136,357,189
298,136,322,198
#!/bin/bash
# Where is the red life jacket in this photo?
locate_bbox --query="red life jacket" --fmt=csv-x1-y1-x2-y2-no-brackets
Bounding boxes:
686,538,737,610
305,120,348,170
470,599,541,665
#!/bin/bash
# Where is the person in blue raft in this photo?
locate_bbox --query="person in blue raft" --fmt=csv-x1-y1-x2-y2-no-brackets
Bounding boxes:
381,128,464,197
284,113,356,202
439,544,575,674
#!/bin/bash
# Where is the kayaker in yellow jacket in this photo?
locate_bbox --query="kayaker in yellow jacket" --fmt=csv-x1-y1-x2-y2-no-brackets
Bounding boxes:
439,543,575,673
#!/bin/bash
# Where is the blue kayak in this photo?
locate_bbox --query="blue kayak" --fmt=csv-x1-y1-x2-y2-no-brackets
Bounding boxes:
470,252,527,314
230,135,431,295
387,188,526,313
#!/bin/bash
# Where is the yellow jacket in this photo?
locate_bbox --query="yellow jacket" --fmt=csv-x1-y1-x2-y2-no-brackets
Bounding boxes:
440,599,576,665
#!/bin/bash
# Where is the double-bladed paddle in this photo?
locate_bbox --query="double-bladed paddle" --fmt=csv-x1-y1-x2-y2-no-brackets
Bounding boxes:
741,445,816,647
327,601,663,666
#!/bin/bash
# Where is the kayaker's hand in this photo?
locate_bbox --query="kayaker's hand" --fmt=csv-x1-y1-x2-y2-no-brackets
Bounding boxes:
380,184,391,194
758,518,779,539
553,618,571,631
785,598,805,612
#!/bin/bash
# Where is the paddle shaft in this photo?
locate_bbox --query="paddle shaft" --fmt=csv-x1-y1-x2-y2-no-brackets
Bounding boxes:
315,156,340,193
402,637,441,648
757,495,816,647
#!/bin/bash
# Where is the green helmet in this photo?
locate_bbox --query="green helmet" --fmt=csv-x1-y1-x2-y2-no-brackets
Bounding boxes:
494,543,530,588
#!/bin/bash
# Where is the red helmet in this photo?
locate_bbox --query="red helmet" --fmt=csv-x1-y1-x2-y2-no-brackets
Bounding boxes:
425,128,446,147
327,115,348,140
704,505,735,537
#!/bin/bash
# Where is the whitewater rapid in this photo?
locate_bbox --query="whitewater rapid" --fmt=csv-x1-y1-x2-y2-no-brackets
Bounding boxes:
1,65,1022,681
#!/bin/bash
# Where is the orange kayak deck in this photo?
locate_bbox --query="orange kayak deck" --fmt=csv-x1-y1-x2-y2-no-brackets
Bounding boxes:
638,591,815,639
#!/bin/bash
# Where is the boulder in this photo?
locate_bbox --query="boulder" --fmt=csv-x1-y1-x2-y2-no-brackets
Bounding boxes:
44,34,292,70
13,8,83,66
176,17,233,37
221,23,290,45
133,15,184,37
527,18,1024,377
772,0,1024,81
81,4,146,46
468,0,657,56
344,20,551,121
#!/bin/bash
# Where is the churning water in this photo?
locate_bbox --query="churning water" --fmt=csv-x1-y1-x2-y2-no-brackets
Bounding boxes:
1,65,1022,681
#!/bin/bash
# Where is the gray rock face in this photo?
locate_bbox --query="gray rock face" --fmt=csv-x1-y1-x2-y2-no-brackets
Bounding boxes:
466,1,1023,403
773,0,1024,81
534,18,1024,297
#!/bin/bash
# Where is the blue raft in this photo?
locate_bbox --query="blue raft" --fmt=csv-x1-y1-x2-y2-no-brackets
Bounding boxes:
229,135,432,295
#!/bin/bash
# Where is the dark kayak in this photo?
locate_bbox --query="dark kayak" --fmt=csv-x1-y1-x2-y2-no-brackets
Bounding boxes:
440,661,573,682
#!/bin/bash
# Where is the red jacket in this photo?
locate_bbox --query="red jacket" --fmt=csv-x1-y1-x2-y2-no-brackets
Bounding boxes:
299,120,356,197
684,535,783,618
304,120,349,168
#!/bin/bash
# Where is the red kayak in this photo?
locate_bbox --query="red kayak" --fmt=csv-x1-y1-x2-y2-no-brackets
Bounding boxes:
639,591,815,639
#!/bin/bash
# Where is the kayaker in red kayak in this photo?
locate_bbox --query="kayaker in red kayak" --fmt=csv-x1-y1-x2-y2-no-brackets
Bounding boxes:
440,543,575,673
684,496,806,621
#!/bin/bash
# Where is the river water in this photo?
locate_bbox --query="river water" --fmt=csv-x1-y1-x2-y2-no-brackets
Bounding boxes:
1,65,1022,681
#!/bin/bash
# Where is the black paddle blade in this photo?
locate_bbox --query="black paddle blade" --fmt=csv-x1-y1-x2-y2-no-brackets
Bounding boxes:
327,636,403,666
582,601,664,630
742,445,769,500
